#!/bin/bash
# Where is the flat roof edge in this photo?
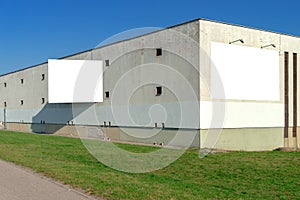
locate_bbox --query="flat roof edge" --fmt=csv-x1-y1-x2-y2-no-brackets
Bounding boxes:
1,17,300,77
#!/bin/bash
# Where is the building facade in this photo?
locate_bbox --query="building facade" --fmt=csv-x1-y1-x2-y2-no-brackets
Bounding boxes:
0,19,299,151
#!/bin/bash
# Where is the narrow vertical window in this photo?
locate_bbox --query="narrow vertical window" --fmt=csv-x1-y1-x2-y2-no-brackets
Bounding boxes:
105,60,110,67
21,79,24,84
20,100,24,105
42,74,45,81
105,91,110,99
156,48,162,56
4,102,7,107
293,53,297,138
42,98,45,104
156,86,162,96
284,52,289,139
4,82,6,87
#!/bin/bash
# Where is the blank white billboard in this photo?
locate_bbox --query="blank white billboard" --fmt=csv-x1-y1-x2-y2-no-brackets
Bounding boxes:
48,59,103,103
211,42,280,101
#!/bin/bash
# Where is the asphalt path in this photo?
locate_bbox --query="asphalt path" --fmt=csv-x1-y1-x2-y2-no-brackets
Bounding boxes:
0,159,99,200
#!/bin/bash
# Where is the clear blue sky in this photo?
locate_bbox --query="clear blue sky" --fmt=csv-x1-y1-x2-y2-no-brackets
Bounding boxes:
0,0,299,75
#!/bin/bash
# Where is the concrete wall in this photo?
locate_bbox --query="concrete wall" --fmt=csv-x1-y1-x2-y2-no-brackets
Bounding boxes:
0,20,201,148
199,19,300,150
0,19,299,151
201,128,283,151
0,64,48,112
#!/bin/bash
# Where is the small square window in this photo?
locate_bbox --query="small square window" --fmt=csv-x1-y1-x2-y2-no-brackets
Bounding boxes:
4,82,6,87
105,60,110,67
156,86,162,96
105,91,110,99
21,79,24,84
156,48,162,56
42,98,45,104
20,100,24,105
42,74,45,80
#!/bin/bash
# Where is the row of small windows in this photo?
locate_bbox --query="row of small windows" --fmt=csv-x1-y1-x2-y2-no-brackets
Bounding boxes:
3,98,45,107
3,87,161,106
3,49,162,87
103,86,162,99
3,48,163,87
3,74,45,87
4,84,161,107
104,48,163,68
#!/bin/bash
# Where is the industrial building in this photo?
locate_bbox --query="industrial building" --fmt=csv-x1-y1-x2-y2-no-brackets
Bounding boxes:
0,18,299,151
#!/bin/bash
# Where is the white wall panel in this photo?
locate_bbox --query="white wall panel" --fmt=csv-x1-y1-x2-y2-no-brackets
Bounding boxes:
48,59,103,103
200,101,284,129
211,42,280,101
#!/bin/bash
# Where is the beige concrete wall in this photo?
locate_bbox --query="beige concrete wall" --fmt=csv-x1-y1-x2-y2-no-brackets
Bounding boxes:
4,122,121,140
5,123,79,137
298,127,300,148
201,127,284,151
119,128,200,148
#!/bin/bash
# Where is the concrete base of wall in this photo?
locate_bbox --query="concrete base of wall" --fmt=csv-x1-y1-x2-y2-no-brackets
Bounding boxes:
284,127,300,149
3,123,299,151
200,127,284,151
119,127,200,148
3,123,200,148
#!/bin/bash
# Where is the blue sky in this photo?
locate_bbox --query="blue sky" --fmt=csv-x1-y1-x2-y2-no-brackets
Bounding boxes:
0,0,300,75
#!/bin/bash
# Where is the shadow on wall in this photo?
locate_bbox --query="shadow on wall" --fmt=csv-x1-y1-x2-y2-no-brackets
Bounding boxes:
31,103,94,134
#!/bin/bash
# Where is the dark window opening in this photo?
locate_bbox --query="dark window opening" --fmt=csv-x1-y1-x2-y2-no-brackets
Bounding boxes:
21,79,24,84
156,86,162,96
105,60,110,67
20,100,24,105
105,91,110,98
4,102,7,107
42,98,45,104
42,74,45,80
156,48,162,56
4,83,6,87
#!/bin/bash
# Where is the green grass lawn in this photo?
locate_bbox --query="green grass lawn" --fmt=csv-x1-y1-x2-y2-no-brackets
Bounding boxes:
0,130,299,199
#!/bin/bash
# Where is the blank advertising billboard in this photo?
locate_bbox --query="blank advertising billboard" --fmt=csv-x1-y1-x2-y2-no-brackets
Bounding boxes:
211,42,280,101
48,59,103,103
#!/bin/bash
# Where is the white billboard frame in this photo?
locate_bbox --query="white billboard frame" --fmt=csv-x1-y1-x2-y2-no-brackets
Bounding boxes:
211,42,280,101
48,59,103,103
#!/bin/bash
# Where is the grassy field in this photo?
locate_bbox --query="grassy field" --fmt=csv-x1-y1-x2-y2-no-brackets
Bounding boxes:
0,130,299,199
